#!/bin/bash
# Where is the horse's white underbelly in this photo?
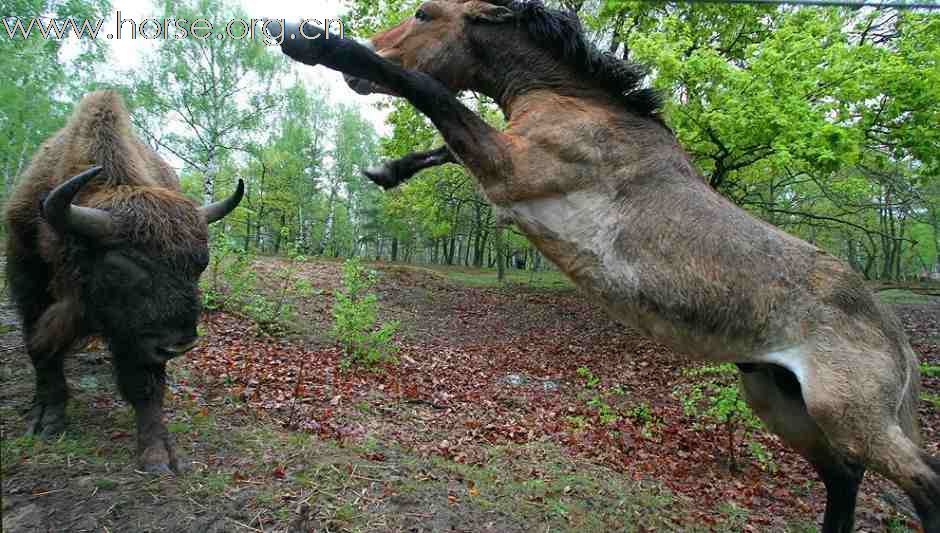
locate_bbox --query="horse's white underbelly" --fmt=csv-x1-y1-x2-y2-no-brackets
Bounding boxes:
506,190,640,291
505,192,810,385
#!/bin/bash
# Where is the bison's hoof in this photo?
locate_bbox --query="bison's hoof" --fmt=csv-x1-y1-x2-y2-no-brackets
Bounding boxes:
141,462,174,476
25,402,67,438
138,436,188,476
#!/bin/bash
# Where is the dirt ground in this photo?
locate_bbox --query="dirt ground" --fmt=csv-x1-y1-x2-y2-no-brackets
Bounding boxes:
1,257,937,532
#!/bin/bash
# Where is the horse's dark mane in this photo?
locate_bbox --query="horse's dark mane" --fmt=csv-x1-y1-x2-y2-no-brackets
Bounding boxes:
494,0,661,116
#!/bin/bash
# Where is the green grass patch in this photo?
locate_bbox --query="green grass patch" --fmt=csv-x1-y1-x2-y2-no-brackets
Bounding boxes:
921,363,940,378
921,393,940,410
878,289,935,305
413,441,684,532
885,514,917,533
1,429,130,475
167,413,705,532
428,266,573,289
184,471,233,498
784,520,822,533
716,502,749,531
167,420,192,434
94,478,119,490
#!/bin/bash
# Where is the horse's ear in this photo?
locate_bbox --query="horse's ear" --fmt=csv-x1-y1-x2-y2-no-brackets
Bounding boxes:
466,3,515,24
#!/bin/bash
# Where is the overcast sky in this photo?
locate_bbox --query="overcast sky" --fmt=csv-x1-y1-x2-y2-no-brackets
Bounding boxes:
80,0,391,132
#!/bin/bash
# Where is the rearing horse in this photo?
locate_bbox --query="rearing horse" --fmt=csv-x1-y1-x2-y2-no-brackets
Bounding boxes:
276,2,939,531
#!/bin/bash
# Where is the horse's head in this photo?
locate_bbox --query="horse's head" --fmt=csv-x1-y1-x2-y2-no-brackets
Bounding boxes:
345,0,516,96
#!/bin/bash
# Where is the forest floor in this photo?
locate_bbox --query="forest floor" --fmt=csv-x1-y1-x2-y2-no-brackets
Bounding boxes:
1,256,938,532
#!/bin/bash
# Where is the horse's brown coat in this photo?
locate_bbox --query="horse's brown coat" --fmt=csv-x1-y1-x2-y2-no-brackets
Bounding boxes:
277,3,939,530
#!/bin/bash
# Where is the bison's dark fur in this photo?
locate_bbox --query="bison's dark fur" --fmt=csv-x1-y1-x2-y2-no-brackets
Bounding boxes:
4,91,242,473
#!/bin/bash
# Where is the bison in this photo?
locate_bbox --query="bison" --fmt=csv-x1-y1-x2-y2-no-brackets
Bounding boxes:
4,91,243,474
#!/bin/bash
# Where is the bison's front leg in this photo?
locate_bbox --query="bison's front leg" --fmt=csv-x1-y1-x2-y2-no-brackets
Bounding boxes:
22,300,83,437
25,352,69,437
114,359,180,474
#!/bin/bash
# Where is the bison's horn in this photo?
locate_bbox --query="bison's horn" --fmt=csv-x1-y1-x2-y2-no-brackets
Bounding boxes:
42,166,115,241
200,179,245,224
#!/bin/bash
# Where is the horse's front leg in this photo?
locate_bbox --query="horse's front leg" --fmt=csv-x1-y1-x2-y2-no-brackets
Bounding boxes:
277,23,512,184
364,145,456,189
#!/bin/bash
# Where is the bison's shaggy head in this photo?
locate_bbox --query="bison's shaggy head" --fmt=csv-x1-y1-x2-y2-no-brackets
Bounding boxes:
41,166,243,364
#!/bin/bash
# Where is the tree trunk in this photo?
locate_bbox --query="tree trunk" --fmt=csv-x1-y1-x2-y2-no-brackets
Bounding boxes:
464,235,472,266
244,214,252,250
845,233,860,273
474,228,489,268
446,231,456,265
495,227,505,283
274,213,286,254
203,151,216,206
932,205,940,274
320,181,338,255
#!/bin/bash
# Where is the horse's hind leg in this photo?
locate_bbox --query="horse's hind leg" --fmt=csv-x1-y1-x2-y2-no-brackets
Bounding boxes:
813,461,865,533
866,428,940,533
915,454,940,532
738,364,864,533
845,427,939,532
792,343,939,533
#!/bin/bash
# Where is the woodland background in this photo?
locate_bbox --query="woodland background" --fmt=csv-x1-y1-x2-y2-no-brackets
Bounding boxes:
2,1,940,531
2,0,939,281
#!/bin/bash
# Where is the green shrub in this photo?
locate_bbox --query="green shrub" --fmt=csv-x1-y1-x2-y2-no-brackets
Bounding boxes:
628,403,653,425
921,363,940,378
246,246,315,330
201,238,314,332
573,368,656,434
576,367,601,388
675,364,772,472
331,258,398,368
922,393,940,410
628,401,659,439
201,237,257,311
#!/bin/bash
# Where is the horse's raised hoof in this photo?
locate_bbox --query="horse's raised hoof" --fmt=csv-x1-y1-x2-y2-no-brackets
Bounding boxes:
279,22,332,67
363,165,400,190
